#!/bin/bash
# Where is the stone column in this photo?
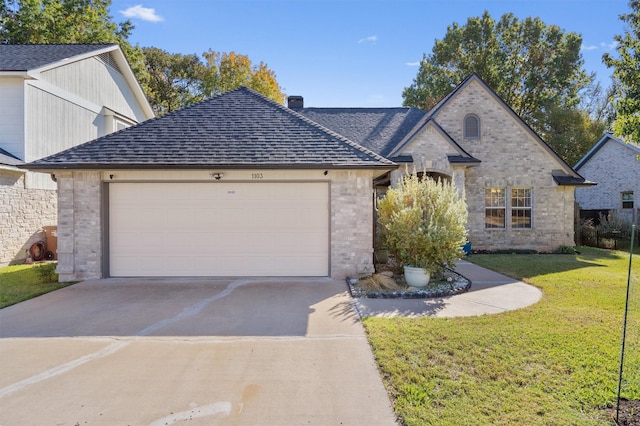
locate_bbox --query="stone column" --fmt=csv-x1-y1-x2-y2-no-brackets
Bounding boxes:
55,172,75,280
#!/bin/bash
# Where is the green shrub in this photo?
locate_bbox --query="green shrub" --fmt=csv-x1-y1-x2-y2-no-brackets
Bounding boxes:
597,211,634,239
377,172,468,272
34,262,58,283
556,245,576,254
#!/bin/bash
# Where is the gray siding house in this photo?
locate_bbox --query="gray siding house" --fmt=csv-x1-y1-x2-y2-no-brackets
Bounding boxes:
0,44,154,265
26,74,589,281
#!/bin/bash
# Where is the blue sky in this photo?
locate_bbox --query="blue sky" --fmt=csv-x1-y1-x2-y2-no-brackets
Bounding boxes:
110,0,629,107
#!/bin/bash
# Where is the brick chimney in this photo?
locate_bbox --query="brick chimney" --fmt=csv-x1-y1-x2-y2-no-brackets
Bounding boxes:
287,95,303,109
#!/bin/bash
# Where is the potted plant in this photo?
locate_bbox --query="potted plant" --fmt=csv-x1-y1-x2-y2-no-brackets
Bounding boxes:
377,172,468,287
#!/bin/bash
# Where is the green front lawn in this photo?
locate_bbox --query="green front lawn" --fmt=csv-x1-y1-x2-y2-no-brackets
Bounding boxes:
0,262,73,308
364,246,639,425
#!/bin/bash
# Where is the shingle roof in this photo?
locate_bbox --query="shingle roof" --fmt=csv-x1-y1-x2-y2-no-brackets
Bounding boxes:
295,107,426,157
27,87,396,169
0,44,116,71
0,147,23,166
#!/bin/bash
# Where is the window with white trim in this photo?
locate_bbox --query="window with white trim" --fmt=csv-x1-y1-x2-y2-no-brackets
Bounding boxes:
485,187,533,229
511,188,532,229
622,191,634,209
464,114,480,139
485,188,505,228
114,118,130,132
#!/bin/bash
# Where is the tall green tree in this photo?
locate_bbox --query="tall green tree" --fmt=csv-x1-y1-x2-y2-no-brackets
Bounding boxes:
0,0,147,87
545,105,608,166
403,11,594,160
603,0,640,142
142,49,286,115
142,47,205,116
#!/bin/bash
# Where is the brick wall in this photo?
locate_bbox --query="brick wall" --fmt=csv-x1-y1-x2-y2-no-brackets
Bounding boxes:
330,170,375,279
0,170,57,265
56,171,102,281
396,78,576,252
575,138,640,225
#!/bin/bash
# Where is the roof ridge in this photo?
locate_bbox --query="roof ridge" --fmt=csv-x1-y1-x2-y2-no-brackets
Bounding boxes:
242,87,396,166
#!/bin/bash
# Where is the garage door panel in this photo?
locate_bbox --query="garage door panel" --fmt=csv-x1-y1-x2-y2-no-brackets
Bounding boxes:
111,232,166,255
109,182,329,277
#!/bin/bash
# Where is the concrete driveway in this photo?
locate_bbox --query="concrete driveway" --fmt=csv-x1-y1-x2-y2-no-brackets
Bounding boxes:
0,278,397,425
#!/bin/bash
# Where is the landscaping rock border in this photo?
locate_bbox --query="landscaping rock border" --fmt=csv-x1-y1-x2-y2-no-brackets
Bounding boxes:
347,267,472,299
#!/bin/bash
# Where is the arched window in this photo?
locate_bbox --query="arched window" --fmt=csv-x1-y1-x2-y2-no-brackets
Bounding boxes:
464,114,480,139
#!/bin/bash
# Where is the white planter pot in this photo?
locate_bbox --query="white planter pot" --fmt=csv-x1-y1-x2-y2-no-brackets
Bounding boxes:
404,266,430,288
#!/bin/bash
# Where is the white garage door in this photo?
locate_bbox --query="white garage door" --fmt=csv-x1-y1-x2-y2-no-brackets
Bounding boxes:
109,182,329,277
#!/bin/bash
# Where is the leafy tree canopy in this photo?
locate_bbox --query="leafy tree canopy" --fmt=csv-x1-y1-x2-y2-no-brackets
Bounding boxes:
200,50,285,104
143,49,285,115
603,0,640,142
403,11,597,161
142,47,205,116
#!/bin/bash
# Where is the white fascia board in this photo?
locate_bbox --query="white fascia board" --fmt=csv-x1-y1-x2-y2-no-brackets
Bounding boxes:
28,45,119,75
0,164,25,173
0,71,29,77
109,48,155,119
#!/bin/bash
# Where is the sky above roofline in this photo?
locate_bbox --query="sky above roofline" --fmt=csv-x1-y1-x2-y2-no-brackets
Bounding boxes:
110,0,626,107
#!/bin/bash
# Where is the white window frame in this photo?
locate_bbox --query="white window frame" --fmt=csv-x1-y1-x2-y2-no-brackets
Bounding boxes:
485,187,533,229
485,188,506,228
511,187,533,229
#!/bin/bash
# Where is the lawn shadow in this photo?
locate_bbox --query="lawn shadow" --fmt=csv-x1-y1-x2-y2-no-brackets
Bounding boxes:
467,246,632,282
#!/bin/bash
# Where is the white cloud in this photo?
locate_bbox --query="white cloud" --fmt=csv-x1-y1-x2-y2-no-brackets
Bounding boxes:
357,36,377,44
405,61,421,66
581,44,598,51
120,4,163,22
581,41,618,52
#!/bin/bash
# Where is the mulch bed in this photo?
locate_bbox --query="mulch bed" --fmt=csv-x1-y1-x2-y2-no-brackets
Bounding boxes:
612,399,640,425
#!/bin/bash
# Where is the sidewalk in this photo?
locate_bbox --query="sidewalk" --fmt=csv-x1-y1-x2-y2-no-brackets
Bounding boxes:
353,260,542,318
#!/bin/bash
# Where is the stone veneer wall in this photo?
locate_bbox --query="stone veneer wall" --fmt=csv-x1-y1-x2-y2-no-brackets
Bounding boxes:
0,170,57,265
55,169,376,281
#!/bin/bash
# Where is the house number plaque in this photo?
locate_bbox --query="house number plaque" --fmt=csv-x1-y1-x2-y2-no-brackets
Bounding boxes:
251,173,264,179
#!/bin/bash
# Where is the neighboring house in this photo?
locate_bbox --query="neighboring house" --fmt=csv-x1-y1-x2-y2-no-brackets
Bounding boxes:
574,133,640,226
0,44,154,265
25,74,589,282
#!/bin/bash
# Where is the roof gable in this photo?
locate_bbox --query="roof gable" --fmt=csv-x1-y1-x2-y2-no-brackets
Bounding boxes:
574,132,640,170
388,118,479,163
0,44,154,119
27,87,395,170
430,73,585,182
0,44,117,72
